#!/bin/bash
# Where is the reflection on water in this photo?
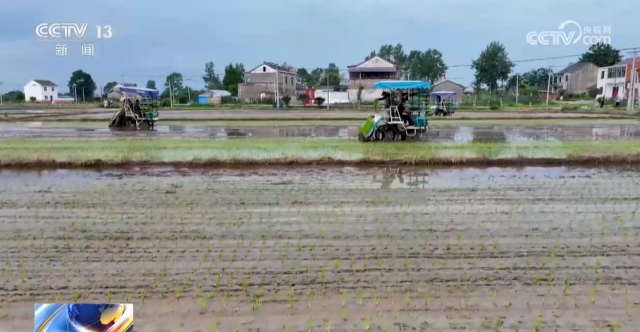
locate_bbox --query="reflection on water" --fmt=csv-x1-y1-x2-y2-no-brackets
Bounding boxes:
4,122,640,142
440,126,559,143
372,170,430,189
369,166,609,189
144,124,640,142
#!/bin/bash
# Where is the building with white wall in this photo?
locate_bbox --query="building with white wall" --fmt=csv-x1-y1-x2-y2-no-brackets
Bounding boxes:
347,56,399,103
23,80,59,102
596,59,640,100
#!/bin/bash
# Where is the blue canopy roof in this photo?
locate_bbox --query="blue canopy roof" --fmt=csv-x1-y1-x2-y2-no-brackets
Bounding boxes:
118,87,159,98
374,81,430,90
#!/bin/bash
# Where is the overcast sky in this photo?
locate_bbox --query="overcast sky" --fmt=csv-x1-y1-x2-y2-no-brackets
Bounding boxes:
0,0,637,93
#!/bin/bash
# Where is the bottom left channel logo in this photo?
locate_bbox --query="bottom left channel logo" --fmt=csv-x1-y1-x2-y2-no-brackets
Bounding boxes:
34,303,133,332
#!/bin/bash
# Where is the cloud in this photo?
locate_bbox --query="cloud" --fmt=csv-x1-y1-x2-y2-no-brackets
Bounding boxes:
0,0,636,91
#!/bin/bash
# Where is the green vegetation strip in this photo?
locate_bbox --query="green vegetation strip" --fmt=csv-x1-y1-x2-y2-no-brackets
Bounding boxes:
3,138,640,167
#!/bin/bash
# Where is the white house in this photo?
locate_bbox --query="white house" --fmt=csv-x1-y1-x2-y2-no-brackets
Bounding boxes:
24,80,59,102
347,56,399,102
596,59,640,100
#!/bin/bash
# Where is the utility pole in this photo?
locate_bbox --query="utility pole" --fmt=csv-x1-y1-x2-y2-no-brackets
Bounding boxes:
120,75,125,85
0,82,3,105
275,71,279,106
185,78,192,103
515,75,519,105
76,79,84,104
627,49,638,111
546,68,552,107
326,69,330,109
169,81,174,107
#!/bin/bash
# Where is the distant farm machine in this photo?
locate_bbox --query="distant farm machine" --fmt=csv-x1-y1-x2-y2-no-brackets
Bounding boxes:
108,86,160,129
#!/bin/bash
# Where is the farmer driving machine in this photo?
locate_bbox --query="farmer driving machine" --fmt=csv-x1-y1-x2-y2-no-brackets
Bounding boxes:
109,86,160,129
359,81,431,142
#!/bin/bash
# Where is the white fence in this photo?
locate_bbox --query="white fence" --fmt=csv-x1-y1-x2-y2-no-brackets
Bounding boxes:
313,90,351,104
311,89,388,104
347,89,385,103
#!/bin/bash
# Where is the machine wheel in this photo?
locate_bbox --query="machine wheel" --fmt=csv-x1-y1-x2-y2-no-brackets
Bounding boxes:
374,129,385,141
400,133,407,141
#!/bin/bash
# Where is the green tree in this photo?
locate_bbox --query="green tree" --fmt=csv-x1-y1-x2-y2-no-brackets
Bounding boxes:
2,90,25,102
365,50,377,61
309,68,324,87
405,49,447,84
366,44,408,78
525,68,554,87
203,61,222,90
405,50,423,79
67,70,97,100
222,63,245,96
376,45,393,60
470,80,483,93
103,81,118,94
319,63,343,87
175,87,195,104
296,68,312,87
146,80,156,89
471,41,514,93
390,44,407,78
579,42,622,67
521,86,539,96
163,72,183,99
367,44,450,81
297,93,309,104
506,68,554,92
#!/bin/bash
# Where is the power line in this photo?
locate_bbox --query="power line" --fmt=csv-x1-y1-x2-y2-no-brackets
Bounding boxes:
447,46,640,68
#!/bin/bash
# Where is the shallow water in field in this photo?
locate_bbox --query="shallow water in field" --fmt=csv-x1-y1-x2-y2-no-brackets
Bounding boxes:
2,121,640,142
1,165,637,188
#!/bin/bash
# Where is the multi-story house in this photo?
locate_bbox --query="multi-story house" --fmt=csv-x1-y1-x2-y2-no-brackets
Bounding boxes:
238,62,298,101
596,58,640,100
552,62,599,95
347,56,399,102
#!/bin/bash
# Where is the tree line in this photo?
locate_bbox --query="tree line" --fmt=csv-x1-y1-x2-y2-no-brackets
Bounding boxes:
2,42,623,103
470,41,621,94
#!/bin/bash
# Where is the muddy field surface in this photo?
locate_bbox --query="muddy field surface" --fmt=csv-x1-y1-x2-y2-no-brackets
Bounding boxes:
2,122,640,142
2,166,640,331
2,108,623,121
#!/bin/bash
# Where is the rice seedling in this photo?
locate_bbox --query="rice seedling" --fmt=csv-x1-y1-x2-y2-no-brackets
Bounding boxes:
534,317,544,332
363,316,371,332
199,298,209,314
210,320,221,332
71,291,81,303
307,317,313,332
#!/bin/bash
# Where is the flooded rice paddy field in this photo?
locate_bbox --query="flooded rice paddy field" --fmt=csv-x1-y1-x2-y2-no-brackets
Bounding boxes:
2,166,640,332
2,121,640,142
